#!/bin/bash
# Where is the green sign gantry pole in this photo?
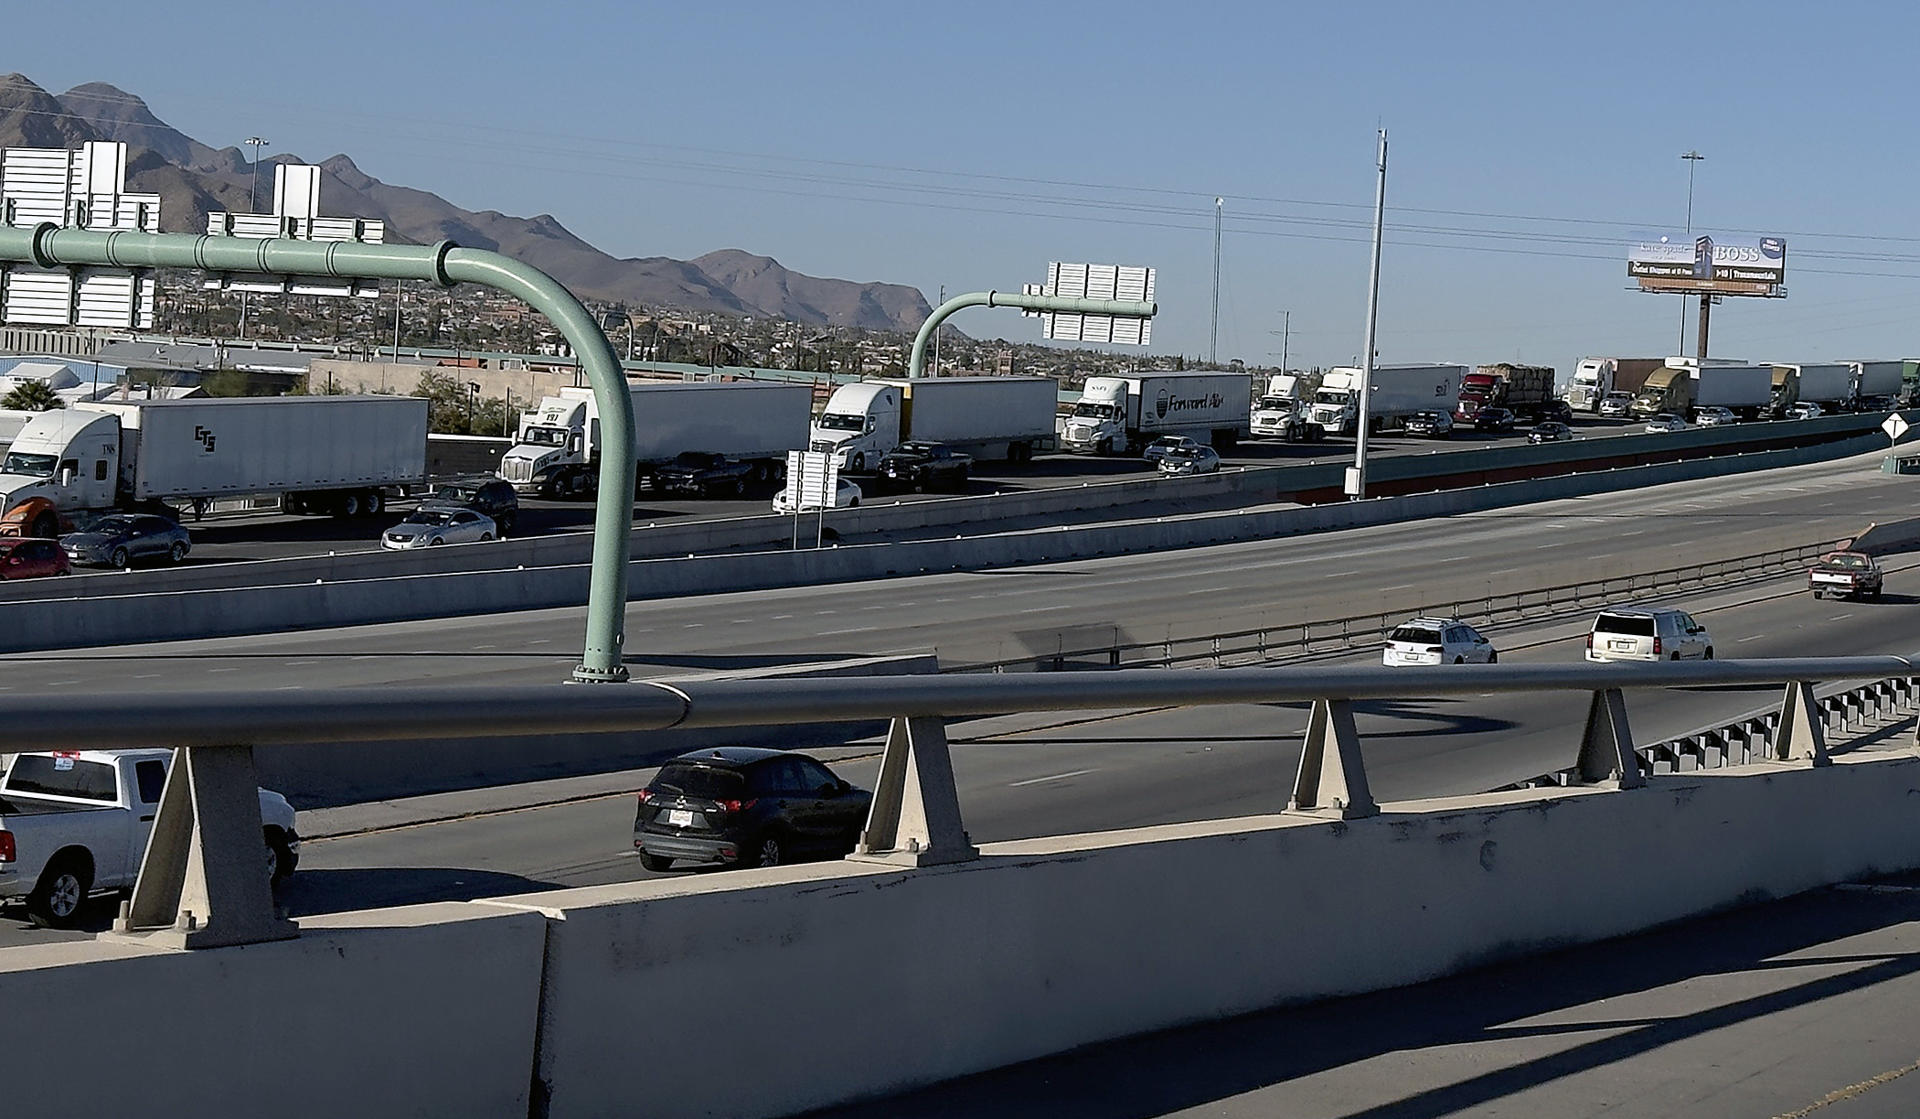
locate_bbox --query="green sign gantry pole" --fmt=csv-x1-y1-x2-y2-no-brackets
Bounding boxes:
0,225,636,682
908,290,1157,378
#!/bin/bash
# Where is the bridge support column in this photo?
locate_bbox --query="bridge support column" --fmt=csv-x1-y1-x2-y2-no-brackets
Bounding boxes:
1577,688,1644,788
851,716,978,867
1289,698,1377,818
108,745,297,949
1774,681,1831,765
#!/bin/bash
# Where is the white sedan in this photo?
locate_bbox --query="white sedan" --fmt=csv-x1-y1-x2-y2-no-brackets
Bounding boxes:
381,508,498,549
1643,413,1689,433
773,477,862,514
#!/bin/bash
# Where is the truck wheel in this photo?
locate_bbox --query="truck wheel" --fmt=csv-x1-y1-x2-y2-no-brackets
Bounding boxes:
30,511,57,539
364,491,384,516
850,453,866,473
1096,438,1113,456
341,493,362,518
265,828,298,885
27,853,92,929
109,547,130,570
733,479,746,497
168,542,187,565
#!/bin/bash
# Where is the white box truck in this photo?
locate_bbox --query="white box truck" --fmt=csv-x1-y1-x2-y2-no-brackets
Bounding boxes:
499,380,812,496
808,376,1058,473
0,395,428,535
1062,371,1252,455
1306,364,1464,435
1768,362,1853,416
1633,362,1772,419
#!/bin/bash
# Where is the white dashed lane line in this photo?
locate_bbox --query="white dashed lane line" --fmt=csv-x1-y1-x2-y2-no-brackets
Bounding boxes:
1009,769,1100,788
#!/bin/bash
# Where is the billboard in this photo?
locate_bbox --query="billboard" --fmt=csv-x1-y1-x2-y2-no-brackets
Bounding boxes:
1628,233,1786,293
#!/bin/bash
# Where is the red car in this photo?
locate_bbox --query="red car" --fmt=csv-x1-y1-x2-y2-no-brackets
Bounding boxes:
0,538,70,579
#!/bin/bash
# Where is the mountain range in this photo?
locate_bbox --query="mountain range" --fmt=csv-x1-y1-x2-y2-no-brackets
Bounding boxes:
0,74,934,332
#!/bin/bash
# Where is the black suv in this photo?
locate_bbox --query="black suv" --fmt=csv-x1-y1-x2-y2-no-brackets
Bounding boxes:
654,452,759,497
633,747,872,871
877,441,972,492
1473,407,1517,433
424,477,519,536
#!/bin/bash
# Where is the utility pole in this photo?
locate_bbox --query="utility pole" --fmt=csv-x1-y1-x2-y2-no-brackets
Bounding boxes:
1210,197,1223,367
1349,131,1387,503
1680,150,1703,357
1267,310,1291,372
241,137,268,342
391,279,403,359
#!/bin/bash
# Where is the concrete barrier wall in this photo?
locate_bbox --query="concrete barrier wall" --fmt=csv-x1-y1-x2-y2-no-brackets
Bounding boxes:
1849,516,1920,555
506,751,1920,1119
0,902,548,1119
0,435,1880,654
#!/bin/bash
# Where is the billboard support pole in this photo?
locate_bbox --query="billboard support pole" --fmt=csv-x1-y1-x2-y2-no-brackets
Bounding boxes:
1697,296,1712,364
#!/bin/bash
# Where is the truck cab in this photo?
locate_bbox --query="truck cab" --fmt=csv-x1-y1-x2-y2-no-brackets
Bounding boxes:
1632,367,1692,417
1307,370,1361,434
808,383,901,474
0,410,120,525
1061,377,1130,454
499,397,591,496
1766,367,1800,418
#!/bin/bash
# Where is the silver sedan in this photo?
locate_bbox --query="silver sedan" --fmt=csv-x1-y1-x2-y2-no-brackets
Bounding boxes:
381,508,498,550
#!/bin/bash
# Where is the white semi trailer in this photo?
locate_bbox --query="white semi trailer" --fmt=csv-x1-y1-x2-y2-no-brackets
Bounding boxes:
808,376,1059,472
0,395,428,536
1061,371,1252,455
499,380,813,496
1306,364,1464,435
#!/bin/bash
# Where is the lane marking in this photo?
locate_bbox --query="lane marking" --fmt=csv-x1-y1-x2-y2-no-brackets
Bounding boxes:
771,614,794,620
1010,768,1100,787
1773,1055,1920,1118
1737,635,1765,643
1833,613,1853,621
817,627,877,636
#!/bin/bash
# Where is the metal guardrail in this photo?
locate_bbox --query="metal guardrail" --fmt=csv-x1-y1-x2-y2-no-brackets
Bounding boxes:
953,541,1839,672
15,652,1914,951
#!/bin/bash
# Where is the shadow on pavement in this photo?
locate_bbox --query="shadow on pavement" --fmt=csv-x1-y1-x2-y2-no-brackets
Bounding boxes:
278,867,557,918
795,886,1920,1119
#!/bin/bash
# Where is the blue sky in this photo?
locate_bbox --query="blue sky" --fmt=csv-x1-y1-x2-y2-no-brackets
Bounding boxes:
10,1,1920,371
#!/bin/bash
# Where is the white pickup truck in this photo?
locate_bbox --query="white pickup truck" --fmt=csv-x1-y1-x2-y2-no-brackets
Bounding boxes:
0,749,299,929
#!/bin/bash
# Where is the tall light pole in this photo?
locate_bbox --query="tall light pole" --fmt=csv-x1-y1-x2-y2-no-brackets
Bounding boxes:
1679,150,1703,356
467,381,480,435
240,137,268,342
1349,131,1388,503
1210,197,1223,367
1267,310,1291,372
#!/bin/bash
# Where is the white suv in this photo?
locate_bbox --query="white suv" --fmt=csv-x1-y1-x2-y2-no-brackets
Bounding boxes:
1585,608,1714,662
1383,617,1497,665
1693,406,1737,427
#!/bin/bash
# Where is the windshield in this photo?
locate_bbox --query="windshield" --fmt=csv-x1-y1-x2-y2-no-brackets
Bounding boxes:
89,516,137,533
1824,553,1870,569
1256,396,1291,410
404,510,457,527
0,451,56,477
1070,403,1116,419
1389,627,1442,645
432,486,480,503
1313,390,1350,405
514,426,564,449
816,412,865,432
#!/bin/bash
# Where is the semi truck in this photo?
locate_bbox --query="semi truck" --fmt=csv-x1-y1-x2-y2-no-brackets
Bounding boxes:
1455,363,1556,422
1564,357,1664,413
1250,374,1323,441
1306,364,1464,436
1631,362,1773,420
809,376,1058,472
1849,360,1904,408
1766,363,1853,417
0,395,428,537
499,380,812,497
1062,371,1252,455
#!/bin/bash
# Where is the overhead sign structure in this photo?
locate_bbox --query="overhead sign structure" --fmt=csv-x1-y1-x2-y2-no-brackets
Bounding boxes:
783,449,840,548
1024,262,1155,345
204,163,386,298
0,141,159,328
1628,233,1787,297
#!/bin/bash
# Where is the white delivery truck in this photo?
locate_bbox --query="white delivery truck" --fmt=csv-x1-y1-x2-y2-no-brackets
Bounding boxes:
499,380,812,496
1062,371,1252,455
1306,364,1464,435
0,395,428,536
808,376,1058,473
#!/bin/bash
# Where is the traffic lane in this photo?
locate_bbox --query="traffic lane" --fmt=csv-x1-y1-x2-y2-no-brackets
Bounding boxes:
0,451,1900,692
2,571,1905,946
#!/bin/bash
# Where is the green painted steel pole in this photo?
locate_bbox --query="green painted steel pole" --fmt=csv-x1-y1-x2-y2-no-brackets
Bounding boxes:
907,290,1157,378
0,225,636,682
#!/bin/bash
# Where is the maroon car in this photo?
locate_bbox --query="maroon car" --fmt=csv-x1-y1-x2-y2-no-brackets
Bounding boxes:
0,538,69,579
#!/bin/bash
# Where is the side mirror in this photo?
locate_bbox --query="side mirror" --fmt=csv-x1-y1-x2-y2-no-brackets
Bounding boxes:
817,782,840,798
1476,636,1488,644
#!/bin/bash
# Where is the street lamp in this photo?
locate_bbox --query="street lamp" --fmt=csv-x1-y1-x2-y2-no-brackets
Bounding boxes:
1679,150,1704,355
240,137,269,342
467,381,480,435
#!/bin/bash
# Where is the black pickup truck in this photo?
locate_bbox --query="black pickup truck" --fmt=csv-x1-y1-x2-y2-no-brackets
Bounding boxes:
654,452,759,498
876,441,972,492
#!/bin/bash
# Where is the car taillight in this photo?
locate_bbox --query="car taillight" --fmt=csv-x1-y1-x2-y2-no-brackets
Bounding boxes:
0,830,13,862
717,799,759,813
1585,633,1593,649
1653,637,1663,655
636,788,654,804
